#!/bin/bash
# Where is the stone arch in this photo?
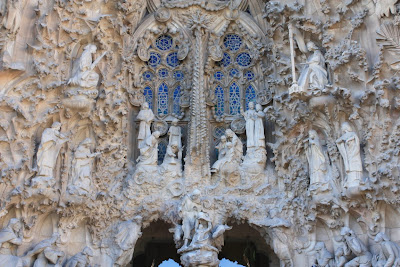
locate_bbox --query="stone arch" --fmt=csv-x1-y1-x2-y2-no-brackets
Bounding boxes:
130,220,180,267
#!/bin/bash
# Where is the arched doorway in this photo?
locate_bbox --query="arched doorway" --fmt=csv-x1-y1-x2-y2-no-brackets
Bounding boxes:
130,220,180,267
219,223,280,267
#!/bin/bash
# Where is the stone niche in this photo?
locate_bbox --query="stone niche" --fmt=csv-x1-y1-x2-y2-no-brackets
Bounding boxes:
2,0,400,266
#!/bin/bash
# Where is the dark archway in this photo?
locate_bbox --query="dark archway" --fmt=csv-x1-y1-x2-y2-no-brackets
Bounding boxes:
219,223,280,267
131,221,180,267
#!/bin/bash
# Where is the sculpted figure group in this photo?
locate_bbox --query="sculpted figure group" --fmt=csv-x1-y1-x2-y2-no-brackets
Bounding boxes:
0,218,92,267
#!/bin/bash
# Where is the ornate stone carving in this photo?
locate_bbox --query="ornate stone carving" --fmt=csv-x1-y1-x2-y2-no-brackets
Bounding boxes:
64,247,93,267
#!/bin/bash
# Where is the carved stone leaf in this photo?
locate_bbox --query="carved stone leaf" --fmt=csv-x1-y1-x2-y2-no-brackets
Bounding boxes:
377,22,400,54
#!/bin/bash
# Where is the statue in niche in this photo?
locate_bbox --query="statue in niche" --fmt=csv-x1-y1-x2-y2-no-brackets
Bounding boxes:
211,135,227,173
290,41,328,95
160,143,182,177
374,232,400,267
254,104,265,148
242,102,256,148
340,227,372,267
64,246,93,267
311,242,335,267
0,218,24,267
189,212,213,248
32,122,68,191
67,138,100,197
3,0,21,35
67,44,105,89
168,119,182,152
336,122,363,189
306,130,329,192
137,131,160,167
137,102,155,148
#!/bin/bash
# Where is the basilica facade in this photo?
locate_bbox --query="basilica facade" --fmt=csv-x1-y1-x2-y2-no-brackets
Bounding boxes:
0,0,400,266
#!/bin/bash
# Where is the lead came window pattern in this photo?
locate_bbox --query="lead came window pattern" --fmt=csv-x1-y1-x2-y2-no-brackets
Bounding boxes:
215,85,224,117
229,82,240,115
245,85,256,110
140,34,186,117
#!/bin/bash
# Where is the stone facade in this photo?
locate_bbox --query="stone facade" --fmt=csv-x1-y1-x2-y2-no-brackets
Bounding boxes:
1,0,400,266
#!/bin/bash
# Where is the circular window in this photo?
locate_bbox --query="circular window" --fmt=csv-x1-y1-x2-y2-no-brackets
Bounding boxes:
236,52,251,67
166,52,180,67
223,34,242,52
158,68,169,78
148,52,161,68
155,35,173,51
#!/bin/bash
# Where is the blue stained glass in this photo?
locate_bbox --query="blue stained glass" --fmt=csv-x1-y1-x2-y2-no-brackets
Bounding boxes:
229,82,240,115
174,71,184,80
245,70,255,81
245,85,256,110
173,86,181,115
143,86,153,109
214,126,225,138
229,68,239,77
143,71,153,81
223,34,242,52
149,52,161,68
214,71,224,81
157,83,169,115
215,85,224,117
156,35,173,51
166,52,179,67
220,53,231,67
158,141,167,164
236,52,251,67
158,68,169,78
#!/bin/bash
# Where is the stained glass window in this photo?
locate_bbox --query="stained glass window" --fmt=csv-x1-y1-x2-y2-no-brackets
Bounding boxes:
149,52,161,68
158,68,169,78
229,68,239,77
245,70,255,81
214,71,224,81
143,71,153,81
174,71,184,81
158,141,167,164
245,85,256,110
215,85,224,117
156,35,173,51
158,83,169,115
143,86,153,109
223,34,242,52
173,86,181,115
229,82,240,115
166,52,179,67
214,126,225,138
220,52,231,67
236,52,251,67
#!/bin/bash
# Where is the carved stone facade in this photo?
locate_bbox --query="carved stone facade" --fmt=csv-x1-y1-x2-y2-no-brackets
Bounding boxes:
2,0,400,266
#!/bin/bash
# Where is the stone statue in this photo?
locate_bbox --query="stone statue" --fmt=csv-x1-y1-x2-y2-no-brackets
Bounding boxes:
242,102,256,148
160,143,182,177
137,102,155,148
311,242,335,267
0,218,24,267
306,130,328,192
3,0,22,34
178,189,202,248
137,131,160,167
374,232,400,267
335,246,348,267
340,227,372,267
189,212,213,248
67,44,105,89
254,104,265,148
168,119,182,152
112,217,142,266
25,233,64,267
336,122,363,188
294,41,328,94
36,122,68,178
211,135,227,173
225,129,243,163
68,138,100,196
64,246,93,267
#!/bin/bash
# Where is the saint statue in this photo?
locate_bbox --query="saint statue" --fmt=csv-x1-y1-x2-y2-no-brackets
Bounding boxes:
137,131,160,166
179,189,202,248
225,129,243,163
211,135,227,173
68,138,100,196
296,41,328,94
64,247,93,267
137,102,155,148
311,242,335,267
242,102,256,148
0,218,24,267
190,213,213,248
68,44,105,89
336,122,363,188
340,227,372,267
36,122,68,178
3,0,21,35
374,232,400,267
160,143,182,177
168,119,182,151
306,130,327,191
254,104,265,148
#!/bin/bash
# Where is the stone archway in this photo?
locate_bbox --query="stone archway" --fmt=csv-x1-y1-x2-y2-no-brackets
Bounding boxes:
130,220,180,267
219,223,280,267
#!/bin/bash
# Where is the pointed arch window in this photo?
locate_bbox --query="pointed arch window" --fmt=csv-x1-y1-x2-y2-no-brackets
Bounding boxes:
229,82,240,115
143,86,153,109
215,85,224,117
158,83,169,116
245,85,256,110
173,86,181,115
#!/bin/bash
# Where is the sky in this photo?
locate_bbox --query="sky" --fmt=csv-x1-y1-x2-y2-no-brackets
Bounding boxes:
159,258,245,267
